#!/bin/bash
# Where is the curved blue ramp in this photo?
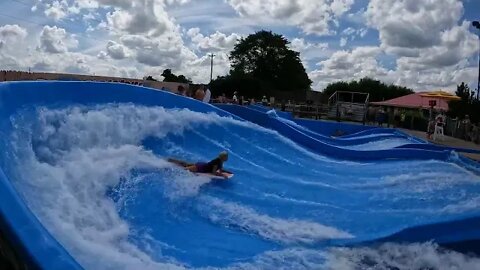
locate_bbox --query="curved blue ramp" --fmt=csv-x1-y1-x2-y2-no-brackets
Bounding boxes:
216,104,449,161
1,81,480,269
246,105,412,146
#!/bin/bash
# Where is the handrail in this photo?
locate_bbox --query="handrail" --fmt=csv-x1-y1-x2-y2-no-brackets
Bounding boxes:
328,92,337,102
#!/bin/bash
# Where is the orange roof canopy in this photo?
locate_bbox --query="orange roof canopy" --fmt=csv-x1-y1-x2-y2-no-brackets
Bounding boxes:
419,90,460,100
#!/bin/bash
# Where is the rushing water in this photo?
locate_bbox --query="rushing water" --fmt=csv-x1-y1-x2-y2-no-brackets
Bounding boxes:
2,104,480,269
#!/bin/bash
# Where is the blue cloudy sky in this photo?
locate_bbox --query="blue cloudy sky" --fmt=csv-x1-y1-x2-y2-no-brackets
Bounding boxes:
0,0,479,92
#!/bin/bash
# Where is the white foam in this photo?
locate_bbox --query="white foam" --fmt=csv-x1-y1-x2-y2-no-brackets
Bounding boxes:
261,192,352,211
11,142,185,269
197,196,353,245
440,195,480,214
219,248,327,270
220,242,480,270
324,242,480,270
5,103,480,270
8,104,354,269
343,171,479,193
339,138,412,150
9,104,262,269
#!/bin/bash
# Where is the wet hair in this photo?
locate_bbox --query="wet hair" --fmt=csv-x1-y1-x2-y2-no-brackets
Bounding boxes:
219,151,228,159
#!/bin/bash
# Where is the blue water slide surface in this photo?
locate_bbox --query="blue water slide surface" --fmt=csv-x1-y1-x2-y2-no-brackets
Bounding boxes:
0,81,480,270
246,105,412,146
216,104,451,160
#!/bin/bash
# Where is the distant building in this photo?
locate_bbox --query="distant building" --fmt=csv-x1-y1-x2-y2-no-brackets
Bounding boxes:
371,91,460,111
0,70,189,94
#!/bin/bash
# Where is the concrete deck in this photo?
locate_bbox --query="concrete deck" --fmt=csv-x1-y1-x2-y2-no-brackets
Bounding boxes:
401,129,480,161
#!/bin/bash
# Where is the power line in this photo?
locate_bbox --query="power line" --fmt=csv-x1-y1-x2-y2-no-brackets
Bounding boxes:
9,0,32,7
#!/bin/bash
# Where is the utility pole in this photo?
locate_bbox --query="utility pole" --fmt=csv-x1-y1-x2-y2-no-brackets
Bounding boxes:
473,21,480,100
208,53,215,82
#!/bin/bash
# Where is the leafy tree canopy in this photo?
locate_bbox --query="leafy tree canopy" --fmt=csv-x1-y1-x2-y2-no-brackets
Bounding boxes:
144,75,157,81
448,82,480,123
211,30,311,99
161,69,192,83
322,77,414,102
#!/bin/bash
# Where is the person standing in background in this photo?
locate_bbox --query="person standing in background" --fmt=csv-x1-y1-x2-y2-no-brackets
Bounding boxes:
177,85,186,96
462,115,471,141
203,85,211,103
261,96,268,106
400,110,406,128
195,85,205,101
232,91,238,104
220,93,226,103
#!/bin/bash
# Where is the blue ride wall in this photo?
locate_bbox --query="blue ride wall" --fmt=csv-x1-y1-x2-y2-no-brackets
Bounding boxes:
0,81,238,270
249,104,375,136
0,81,478,269
216,104,450,161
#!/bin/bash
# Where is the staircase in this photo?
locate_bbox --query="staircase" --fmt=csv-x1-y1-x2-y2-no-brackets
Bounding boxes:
328,91,369,123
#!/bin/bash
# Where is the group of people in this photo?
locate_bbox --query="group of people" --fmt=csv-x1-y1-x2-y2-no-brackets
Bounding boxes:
425,112,480,144
174,84,212,103
170,83,274,108
366,107,390,127
452,115,480,143
366,107,411,128
171,85,274,109
214,91,269,106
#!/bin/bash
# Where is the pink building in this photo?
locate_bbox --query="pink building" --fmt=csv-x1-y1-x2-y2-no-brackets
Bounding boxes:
371,91,460,111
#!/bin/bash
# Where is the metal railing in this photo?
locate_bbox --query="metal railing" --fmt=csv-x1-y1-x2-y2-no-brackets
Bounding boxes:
327,91,370,123
272,103,329,120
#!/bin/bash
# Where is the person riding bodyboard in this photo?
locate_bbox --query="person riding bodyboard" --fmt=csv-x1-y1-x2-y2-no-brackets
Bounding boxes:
168,151,232,179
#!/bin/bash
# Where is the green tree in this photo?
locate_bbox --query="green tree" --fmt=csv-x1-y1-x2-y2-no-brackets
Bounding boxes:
323,77,414,102
455,82,473,102
211,30,311,99
144,75,157,81
448,82,480,123
161,69,192,83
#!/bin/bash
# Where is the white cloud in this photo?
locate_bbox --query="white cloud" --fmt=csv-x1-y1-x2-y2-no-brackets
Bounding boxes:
39,26,79,53
76,0,100,9
290,38,328,52
310,46,388,90
225,0,355,35
309,42,478,92
105,0,182,37
1,0,478,92
289,38,330,69
342,27,355,36
0,24,28,69
396,22,478,71
106,40,129,59
331,0,354,16
44,0,69,21
366,0,463,50
97,51,108,60
0,24,27,40
357,28,368,37
187,28,240,51
367,0,478,71
119,34,190,67
355,0,479,91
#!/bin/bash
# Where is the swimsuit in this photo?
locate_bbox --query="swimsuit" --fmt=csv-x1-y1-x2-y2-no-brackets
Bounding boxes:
196,158,223,173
